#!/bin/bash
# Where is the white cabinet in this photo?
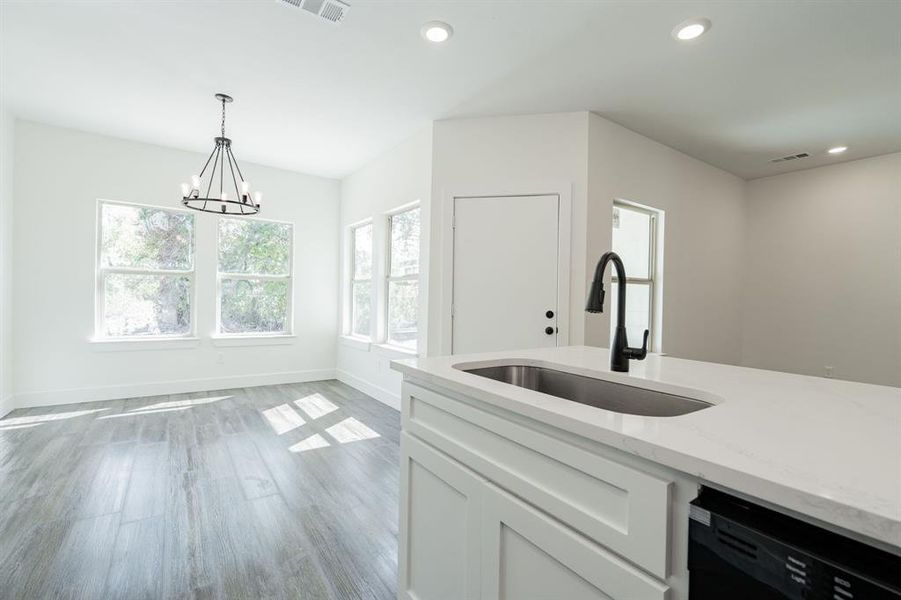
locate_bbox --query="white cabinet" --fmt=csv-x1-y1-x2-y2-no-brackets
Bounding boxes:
399,433,483,600
402,381,675,578
481,483,668,600
399,381,693,600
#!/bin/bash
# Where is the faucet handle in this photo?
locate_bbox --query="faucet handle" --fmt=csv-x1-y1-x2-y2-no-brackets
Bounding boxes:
624,329,649,360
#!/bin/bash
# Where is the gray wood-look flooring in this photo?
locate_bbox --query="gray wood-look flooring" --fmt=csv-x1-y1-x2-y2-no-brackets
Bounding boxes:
0,380,400,600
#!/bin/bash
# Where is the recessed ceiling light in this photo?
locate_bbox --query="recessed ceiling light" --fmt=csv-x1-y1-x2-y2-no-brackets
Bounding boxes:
421,21,453,43
673,18,711,41
827,146,848,155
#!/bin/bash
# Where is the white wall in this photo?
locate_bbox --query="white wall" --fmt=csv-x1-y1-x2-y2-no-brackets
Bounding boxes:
13,121,340,408
426,112,745,366
0,111,14,417
337,128,432,409
741,153,901,386
586,114,747,365
429,112,591,355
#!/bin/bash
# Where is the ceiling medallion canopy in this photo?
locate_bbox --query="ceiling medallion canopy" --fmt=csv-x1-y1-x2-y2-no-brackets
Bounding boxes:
181,93,261,215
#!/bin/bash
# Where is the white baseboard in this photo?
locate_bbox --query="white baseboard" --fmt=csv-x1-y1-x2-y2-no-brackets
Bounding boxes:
336,369,401,411
13,369,337,409
0,394,15,419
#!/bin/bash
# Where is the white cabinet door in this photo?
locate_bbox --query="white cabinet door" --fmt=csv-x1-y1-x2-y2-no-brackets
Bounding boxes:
402,381,673,579
452,194,560,354
480,483,669,600
399,433,483,600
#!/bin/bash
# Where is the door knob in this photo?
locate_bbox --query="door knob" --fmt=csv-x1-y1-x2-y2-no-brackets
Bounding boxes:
545,310,554,319
545,327,555,335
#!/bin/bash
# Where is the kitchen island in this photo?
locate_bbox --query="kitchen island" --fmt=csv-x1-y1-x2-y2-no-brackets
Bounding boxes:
392,345,901,599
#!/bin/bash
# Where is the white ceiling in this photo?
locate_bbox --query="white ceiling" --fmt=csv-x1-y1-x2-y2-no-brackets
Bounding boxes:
2,0,899,180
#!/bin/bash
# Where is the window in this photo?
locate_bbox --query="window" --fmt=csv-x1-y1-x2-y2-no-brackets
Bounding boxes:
218,217,293,335
96,201,195,338
385,206,421,351
610,201,661,350
349,222,373,338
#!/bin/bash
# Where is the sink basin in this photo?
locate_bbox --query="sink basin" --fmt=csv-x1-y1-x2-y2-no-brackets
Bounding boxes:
459,364,712,417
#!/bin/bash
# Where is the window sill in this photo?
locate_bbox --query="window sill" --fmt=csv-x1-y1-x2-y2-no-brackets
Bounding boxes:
210,334,295,347
372,343,418,359
90,336,201,352
338,335,371,351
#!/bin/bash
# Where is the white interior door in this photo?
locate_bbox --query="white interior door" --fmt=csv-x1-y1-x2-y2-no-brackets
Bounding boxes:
452,194,560,354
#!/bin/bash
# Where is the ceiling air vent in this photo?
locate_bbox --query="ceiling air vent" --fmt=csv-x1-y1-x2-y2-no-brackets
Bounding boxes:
277,0,350,24
770,152,810,164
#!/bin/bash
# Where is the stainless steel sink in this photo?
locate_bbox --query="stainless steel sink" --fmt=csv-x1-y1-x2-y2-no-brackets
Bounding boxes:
459,364,712,417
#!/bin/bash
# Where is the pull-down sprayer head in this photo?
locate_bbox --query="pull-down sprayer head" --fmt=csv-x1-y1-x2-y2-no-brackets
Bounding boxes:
585,279,605,313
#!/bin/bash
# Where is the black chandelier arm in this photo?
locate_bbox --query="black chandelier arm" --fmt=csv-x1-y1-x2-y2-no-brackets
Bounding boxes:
225,149,244,214
226,151,240,199
228,148,251,215
205,143,222,205
197,144,218,180
227,146,246,183
219,139,226,199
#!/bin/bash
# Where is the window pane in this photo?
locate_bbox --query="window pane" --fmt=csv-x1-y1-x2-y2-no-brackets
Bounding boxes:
389,207,420,277
353,224,373,279
220,278,289,334
609,281,651,349
218,218,292,275
101,203,193,270
103,273,191,337
611,206,650,279
387,280,418,351
352,281,371,337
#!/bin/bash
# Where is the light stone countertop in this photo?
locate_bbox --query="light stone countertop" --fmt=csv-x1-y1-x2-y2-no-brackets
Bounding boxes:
392,345,901,550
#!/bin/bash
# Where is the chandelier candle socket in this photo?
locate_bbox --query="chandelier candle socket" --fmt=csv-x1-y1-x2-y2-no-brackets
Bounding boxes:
181,93,261,215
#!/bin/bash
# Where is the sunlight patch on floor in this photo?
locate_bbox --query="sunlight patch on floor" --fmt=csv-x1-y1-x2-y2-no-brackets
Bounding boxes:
0,422,44,431
262,403,306,435
1,408,110,427
294,393,338,420
138,395,232,411
326,417,380,444
97,395,234,419
288,433,330,453
97,406,193,419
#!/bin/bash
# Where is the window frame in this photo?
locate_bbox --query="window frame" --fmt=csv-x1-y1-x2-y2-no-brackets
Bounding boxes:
94,199,197,340
611,200,660,351
348,219,374,340
384,203,421,352
215,215,294,337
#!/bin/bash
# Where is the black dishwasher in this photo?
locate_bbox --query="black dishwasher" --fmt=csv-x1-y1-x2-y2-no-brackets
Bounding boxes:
688,487,901,599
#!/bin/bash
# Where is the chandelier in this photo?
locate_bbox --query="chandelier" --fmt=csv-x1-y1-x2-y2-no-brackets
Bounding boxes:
181,93,261,215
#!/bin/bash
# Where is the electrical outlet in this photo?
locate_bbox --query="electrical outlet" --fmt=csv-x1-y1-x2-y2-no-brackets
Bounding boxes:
824,366,834,378
217,352,224,365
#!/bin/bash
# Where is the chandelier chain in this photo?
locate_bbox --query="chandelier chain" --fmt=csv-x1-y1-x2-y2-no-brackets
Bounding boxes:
221,98,227,138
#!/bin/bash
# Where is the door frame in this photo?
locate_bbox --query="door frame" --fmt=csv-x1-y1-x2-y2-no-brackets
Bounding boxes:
438,183,573,355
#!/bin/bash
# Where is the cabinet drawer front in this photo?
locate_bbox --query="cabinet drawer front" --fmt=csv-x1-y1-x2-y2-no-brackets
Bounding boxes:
403,382,672,578
482,482,669,600
399,433,483,600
